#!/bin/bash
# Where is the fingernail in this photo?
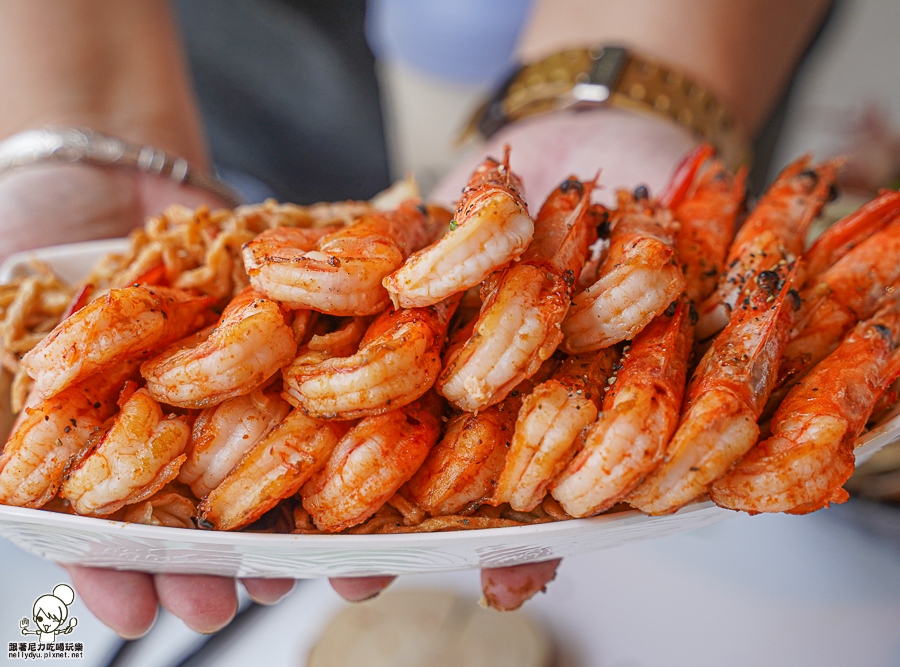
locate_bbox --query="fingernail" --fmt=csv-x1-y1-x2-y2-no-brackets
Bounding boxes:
116,605,159,640
249,580,297,606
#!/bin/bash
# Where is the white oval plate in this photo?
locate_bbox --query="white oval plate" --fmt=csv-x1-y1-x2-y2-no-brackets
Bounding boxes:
0,240,895,577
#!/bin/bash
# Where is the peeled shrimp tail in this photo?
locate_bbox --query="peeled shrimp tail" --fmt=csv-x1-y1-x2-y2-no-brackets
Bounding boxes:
178,385,291,499
244,200,433,315
408,357,563,516
141,286,297,409
552,298,694,517
562,191,686,353
59,388,191,517
404,401,518,517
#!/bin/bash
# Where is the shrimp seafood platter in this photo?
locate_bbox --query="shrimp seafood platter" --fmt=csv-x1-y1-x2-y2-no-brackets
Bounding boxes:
1,146,900,579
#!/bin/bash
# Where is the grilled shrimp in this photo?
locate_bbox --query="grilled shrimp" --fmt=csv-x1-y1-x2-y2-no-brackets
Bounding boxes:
775,210,900,394
711,294,900,514
302,392,442,532
0,364,135,508
800,189,900,287
59,388,191,517
628,265,800,515
22,286,212,399
694,156,838,340
495,349,619,512
282,296,459,420
406,358,565,516
244,200,435,315
140,287,296,409
552,299,694,517
404,401,517,517
661,145,747,304
384,147,534,308
200,410,350,530
561,190,686,353
437,177,595,412
178,385,291,498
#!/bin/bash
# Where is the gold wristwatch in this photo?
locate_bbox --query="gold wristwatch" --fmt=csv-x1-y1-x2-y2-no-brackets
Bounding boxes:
464,45,751,171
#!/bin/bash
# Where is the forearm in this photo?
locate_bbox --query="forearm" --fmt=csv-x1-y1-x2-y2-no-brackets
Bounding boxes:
519,0,832,134
0,0,209,167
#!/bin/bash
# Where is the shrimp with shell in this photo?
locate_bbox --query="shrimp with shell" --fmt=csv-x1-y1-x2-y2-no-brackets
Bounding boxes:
384,147,534,308
59,387,192,517
561,189,686,354
282,295,459,420
437,176,596,412
711,292,900,514
302,391,442,532
660,144,747,304
141,286,297,409
494,349,619,512
799,189,900,287
0,363,136,508
774,208,900,396
552,298,694,517
22,285,213,399
694,155,838,340
628,264,800,515
243,200,437,316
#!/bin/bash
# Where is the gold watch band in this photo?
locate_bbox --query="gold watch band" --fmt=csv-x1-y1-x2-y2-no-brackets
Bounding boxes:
465,46,751,172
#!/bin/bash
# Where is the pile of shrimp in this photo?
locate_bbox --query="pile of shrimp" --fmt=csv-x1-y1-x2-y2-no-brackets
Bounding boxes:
2,143,899,536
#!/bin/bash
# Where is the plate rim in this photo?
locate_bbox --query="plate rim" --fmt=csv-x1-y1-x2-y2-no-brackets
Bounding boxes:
0,499,728,548
1,238,896,575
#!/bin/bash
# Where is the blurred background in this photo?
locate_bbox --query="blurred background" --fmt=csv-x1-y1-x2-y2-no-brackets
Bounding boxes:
4,0,900,665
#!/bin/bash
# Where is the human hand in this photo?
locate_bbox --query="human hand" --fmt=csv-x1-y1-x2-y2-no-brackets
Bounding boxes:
0,162,223,267
0,161,248,638
329,558,562,611
430,108,696,209
63,565,295,637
